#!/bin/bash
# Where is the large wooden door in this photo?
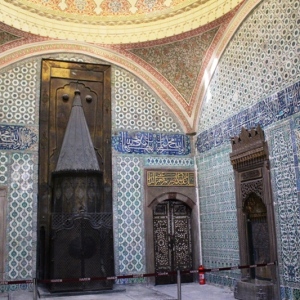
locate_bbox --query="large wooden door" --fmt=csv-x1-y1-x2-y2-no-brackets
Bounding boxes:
153,200,193,284
38,60,112,280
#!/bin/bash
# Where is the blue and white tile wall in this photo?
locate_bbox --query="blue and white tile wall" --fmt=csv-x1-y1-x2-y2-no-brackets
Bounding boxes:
197,143,239,288
111,67,192,282
199,0,300,133
0,60,39,292
267,118,300,300
0,53,191,290
197,0,300,298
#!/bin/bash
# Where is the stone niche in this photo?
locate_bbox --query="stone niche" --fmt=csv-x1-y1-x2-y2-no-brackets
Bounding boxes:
230,125,279,300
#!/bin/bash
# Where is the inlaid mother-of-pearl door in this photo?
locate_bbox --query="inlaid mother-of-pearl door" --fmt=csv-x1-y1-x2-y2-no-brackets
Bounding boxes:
153,199,193,284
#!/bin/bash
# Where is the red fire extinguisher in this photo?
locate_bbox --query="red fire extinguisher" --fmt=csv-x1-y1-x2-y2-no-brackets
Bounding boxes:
198,265,206,285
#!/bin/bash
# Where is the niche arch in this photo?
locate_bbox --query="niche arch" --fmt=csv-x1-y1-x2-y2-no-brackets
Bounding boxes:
243,192,270,280
148,192,196,209
230,125,278,300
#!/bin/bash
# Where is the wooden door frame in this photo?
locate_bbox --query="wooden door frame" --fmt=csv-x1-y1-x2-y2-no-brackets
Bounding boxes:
230,126,278,297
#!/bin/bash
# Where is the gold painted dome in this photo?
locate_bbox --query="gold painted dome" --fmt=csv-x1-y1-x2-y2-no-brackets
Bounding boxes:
1,0,242,43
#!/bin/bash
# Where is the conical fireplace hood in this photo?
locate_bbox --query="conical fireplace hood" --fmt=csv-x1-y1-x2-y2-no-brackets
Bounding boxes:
55,90,100,172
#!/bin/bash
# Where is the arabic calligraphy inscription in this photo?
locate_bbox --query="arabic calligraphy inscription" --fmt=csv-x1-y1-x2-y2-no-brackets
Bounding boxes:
112,132,190,155
0,125,37,150
147,171,195,186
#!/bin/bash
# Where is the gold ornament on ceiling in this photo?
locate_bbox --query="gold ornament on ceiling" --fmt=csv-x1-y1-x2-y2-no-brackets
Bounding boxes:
5,0,219,21
1,0,243,44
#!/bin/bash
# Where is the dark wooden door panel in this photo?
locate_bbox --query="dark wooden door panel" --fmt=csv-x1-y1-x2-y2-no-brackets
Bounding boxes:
38,59,111,279
153,200,193,285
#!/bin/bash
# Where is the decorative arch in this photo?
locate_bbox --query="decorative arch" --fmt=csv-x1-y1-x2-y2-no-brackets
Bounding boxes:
0,41,191,132
148,192,196,209
1,0,264,132
193,0,263,130
230,126,278,300
243,192,270,280
243,192,267,219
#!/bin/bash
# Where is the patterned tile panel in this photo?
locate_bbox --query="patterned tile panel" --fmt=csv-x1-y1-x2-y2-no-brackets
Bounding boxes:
280,286,300,300
145,157,194,167
199,0,300,132
130,27,219,102
112,68,182,133
7,153,35,279
113,156,145,275
0,282,32,293
196,144,239,285
0,58,40,287
0,152,9,184
266,119,300,284
196,81,300,153
0,61,38,125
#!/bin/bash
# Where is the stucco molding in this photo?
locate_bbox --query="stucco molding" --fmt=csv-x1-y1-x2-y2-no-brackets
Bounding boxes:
0,0,242,44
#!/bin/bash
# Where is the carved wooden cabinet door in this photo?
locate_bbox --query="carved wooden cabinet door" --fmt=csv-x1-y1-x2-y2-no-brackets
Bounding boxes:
153,200,193,284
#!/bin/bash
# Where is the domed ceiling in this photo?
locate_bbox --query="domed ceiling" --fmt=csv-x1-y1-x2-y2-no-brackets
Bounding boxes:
0,0,255,131
1,0,243,43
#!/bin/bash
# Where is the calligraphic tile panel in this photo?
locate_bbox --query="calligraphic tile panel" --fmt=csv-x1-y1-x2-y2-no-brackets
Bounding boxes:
199,0,300,133
147,171,195,186
113,68,182,133
112,132,190,155
0,125,37,151
112,156,145,279
196,81,300,153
